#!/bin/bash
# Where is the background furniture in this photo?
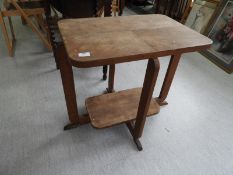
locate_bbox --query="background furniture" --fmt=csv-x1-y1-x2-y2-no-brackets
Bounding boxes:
0,0,51,56
45,0,109,80
126,0,192,22
154,0,193,22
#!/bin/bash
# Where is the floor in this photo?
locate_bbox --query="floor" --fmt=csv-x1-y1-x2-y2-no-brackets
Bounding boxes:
0,6,233,175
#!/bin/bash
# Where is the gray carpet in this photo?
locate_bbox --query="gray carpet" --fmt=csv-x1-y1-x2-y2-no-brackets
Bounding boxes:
0,7,233,175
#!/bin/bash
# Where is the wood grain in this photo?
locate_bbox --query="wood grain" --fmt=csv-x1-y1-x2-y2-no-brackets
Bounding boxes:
85,88,160,129
58,14,212,68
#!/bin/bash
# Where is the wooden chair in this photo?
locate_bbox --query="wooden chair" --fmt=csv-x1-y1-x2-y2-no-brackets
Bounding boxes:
112,0,120,16
154,0,192,22
0,0,51,57
112,0,125,16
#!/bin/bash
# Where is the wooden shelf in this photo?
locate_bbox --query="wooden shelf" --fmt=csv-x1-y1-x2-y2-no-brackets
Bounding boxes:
85,88,160,129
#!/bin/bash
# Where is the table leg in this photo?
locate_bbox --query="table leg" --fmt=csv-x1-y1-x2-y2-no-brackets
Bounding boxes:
156,54,181,106
119,0,125,16
0,12,14,57
106,64,115,93
8,17,16,41
103,65,108,80
104,0,112,17
130,58,160,150
58,46,80,130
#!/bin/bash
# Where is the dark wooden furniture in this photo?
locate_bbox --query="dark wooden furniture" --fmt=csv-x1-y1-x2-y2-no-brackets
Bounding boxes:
45,0,108,80
58,14,212,150
154,0,192,22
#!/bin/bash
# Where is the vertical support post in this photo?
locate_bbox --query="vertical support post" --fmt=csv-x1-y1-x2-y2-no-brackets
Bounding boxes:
0,12,13,56
103,0,113,81
58,45,80,130
119,0,125,16
8,17,15,41
133,58,160,149
107,64,115,93
156,54,181,106
103,65,108,80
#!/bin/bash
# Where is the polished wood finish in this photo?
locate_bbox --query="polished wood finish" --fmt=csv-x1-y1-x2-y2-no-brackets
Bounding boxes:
58,15,212,68
86,88,160,129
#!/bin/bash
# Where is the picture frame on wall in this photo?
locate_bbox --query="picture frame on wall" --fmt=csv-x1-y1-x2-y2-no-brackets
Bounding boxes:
201,0,233,73
185,0,219,33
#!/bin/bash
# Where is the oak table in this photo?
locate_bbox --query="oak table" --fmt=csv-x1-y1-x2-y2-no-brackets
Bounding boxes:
58,14,212,151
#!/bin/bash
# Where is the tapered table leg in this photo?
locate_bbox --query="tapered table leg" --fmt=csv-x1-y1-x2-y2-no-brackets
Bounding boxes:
106,64,115,93
156,54,181,106
103,65,108,80
131,58,160,150
58,46,80,130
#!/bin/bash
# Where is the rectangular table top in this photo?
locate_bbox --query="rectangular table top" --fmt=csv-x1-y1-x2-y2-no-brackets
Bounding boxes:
58,14,212,68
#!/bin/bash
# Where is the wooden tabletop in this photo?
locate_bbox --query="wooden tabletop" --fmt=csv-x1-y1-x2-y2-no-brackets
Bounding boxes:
58,14,212,68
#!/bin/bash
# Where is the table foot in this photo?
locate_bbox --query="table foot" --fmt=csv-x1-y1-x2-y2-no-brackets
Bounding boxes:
105,88,115,93
64,114,91,130
155,98,168,106
64,123,79,130
126,121,143,151
134,138,143,151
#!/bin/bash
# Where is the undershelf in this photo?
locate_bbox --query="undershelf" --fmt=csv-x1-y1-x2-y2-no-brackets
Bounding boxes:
85,88,160,129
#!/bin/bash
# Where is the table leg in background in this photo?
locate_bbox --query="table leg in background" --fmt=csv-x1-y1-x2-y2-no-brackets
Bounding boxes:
103,65,108,80
156,54,181,106
107,64,115,93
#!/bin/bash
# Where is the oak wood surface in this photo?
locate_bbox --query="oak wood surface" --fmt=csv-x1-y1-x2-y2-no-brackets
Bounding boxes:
85,88,160,129
58,14,212,68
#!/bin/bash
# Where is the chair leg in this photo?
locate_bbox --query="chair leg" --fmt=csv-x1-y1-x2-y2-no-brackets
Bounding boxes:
0,12,14,57
54,45,62,70
8,17,16,41
103,65,108,80
11,0,52,50
21,16,26,25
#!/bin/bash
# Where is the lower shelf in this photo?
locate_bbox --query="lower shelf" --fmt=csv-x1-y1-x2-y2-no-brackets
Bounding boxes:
85,88,160,129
